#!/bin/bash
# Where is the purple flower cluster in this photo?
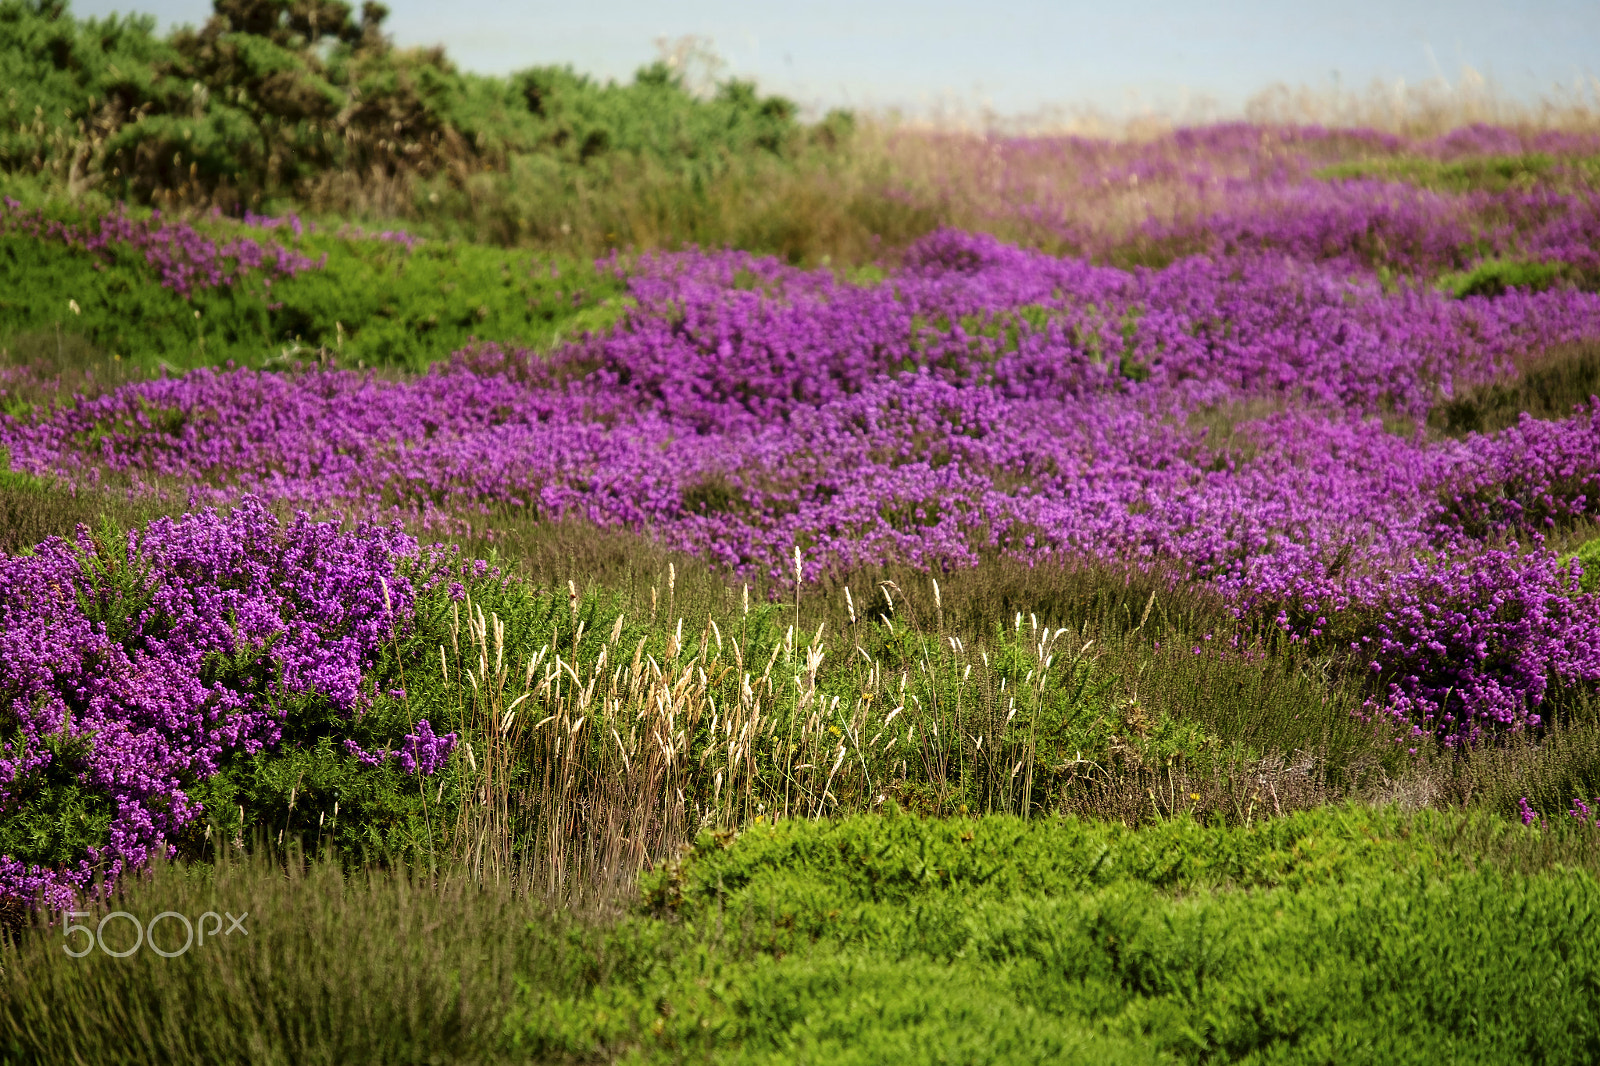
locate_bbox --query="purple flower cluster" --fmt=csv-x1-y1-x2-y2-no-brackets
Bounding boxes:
8,133,1600,743
342,719,457,776
898,120,1600,263
1519,795,1600,830
0,499,421,910
1,199,323,298
1358,545,1599,744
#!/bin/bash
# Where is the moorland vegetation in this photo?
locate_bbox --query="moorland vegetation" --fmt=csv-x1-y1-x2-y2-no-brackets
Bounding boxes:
4,1,1600,1062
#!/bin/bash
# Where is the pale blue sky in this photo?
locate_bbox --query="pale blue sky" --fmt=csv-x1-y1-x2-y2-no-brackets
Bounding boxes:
70,0,1600,121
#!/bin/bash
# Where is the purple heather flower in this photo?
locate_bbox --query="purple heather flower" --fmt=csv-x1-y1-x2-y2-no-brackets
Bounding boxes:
0,499,423,909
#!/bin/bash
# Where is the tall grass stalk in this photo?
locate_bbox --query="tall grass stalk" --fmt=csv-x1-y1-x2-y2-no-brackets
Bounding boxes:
432,554,1394,899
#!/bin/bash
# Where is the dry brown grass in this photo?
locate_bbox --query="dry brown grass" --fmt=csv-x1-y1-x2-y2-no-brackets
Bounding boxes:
1242,69,1600,138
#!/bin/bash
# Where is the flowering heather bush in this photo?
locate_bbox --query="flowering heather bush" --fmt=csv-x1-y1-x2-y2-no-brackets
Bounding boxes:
0,499,453,911
9,139,1600,745
1359,546,1600,744
0,199,321,299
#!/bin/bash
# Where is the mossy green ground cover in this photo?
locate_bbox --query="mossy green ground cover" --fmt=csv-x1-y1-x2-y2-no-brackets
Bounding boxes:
0,220,628,373
5,808,1599,1065
523,811,1600,1065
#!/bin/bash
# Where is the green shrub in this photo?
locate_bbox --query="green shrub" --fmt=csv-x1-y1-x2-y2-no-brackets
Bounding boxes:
0,0,823,217
510,809,1600,1065
1439,257,1569,299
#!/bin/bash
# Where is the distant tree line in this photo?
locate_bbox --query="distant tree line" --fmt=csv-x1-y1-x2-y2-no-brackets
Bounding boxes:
0,0,850,211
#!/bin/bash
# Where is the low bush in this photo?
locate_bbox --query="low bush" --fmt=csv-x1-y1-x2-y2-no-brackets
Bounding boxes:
0,499,455,911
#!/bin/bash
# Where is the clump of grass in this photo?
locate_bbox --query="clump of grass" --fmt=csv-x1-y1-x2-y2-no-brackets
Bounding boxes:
1404,699,1600,818
1428,338,1600,438
0,469,181,556
0,328,152,409
413,524,1394,907
0,845,553,1066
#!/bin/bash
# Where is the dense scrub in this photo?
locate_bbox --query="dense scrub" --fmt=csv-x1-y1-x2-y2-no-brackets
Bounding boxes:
0,0,852,254
6,809,1600,1064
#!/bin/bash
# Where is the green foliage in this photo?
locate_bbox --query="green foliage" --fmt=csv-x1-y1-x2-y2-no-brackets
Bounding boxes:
1438,257,1569,299
1315,152,1566,194
0,714,112,879
0,0,455,202
0,2,176,179
509,809,1600,1065
511,63,802,169
1575,537,1600,594
0,0,821,216
408,513,1396,829
655,806,1439,907
0,219,629,371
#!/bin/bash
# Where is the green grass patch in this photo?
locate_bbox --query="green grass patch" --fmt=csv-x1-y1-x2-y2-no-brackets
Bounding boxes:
1314,152,1566,194
0,222,630,373
1437,257,1570,299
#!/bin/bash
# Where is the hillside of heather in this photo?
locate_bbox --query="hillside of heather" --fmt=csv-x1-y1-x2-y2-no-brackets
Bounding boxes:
5,2,1600,1063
